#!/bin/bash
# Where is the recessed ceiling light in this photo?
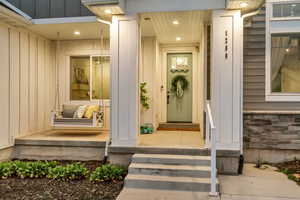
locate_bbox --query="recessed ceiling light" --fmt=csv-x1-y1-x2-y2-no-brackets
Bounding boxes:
240,2,249,8
104,9,112,14
176,37,182,41
74,31,80,35
173,20,179,25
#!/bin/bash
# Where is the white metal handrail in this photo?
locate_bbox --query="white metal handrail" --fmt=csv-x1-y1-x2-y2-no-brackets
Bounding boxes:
205,101,218,197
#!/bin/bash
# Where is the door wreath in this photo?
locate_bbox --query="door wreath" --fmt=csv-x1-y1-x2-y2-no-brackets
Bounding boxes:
171,75,189,98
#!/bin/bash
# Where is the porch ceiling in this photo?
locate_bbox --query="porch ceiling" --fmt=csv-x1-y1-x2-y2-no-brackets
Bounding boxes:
140,10,211,44
29,21,110,40
227,0,264,13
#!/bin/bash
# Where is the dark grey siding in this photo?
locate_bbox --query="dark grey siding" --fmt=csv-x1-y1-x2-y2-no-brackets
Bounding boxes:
7,0,94,18
243,9,300,111
36,0,50,18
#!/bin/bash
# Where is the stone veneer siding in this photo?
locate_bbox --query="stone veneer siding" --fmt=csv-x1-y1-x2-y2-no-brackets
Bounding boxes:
244,113,300,150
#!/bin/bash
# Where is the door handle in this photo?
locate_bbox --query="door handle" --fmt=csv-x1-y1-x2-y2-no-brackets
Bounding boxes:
167,91,170,104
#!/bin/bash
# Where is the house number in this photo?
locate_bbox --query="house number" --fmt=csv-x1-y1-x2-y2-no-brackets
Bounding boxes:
225,30,228,59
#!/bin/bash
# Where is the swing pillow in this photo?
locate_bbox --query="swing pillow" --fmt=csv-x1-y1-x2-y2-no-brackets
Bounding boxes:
74,105,88,118
84,105,100,119
62,104,79,118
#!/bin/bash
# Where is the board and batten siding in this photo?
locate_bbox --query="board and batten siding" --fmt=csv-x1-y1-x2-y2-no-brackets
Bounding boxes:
140,37,158,128
0,21,56,148
58,39,111,130
244,10,300,111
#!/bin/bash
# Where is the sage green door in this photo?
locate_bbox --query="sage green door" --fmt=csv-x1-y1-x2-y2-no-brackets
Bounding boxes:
167,53,193,123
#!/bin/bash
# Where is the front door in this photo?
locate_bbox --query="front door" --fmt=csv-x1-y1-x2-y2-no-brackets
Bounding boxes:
167,53,193,122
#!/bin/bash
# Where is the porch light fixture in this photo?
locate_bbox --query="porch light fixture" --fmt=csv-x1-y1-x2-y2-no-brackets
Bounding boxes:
240,2,249,8
176,37,182,41
173,20,179,25
74,31,80,35
81,0,126,22
104,9,112,14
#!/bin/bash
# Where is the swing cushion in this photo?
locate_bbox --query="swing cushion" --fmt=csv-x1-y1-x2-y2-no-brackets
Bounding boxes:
84,105,100,119
54,118,93,125
62,104,79,118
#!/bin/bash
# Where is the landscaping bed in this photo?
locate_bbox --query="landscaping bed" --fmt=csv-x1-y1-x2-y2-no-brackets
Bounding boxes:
0,160,125,200
275,160,300,185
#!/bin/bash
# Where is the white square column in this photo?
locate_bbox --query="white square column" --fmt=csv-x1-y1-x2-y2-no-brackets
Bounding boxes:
110,15,140,146
211,10,242,151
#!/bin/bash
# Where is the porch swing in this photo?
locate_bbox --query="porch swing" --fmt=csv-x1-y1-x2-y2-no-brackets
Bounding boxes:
50,30,106,128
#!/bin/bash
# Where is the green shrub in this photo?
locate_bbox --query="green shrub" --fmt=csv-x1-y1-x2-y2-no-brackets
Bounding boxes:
13,161,59,178
47,162,89,180
90,165,126,182
0,162,14,179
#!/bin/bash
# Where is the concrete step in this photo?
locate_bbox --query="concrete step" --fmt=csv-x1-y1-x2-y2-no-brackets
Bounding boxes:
129,163,211,178
117,188,210,200
110,146,209,156
132,154,211,166
124,174,218,192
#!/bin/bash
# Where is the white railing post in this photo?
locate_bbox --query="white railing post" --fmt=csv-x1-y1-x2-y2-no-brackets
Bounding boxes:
210,127,218,197
205,111,210,148
206,102,219,197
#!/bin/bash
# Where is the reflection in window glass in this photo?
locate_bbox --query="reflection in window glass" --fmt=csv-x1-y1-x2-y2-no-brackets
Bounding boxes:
271,33,300,93
92,56,110,99
273,3,300,18
70,56,90,100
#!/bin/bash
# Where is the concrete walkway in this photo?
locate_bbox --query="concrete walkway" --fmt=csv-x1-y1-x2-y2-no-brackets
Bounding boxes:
117,164,300,200
219,164,300,200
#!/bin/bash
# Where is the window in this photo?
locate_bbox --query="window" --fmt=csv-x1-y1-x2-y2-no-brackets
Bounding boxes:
92,56,110,99
70,55,110,101
266,0,300,101
271,33,300,93
273,3,300,18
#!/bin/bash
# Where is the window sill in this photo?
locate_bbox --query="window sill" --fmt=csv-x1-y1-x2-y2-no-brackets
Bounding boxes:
266,94,300,102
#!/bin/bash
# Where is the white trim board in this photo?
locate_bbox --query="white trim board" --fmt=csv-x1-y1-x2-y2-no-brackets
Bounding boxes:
265,1,300,102
32,16,98,25
0,0,32,20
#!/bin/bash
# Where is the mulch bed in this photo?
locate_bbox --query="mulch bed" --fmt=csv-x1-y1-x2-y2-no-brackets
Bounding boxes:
275,160,300,185
0,161,124,200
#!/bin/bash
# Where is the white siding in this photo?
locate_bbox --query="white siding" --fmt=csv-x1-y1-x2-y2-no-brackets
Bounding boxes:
0,25,10,148
0,22,56,149
140,37,157,127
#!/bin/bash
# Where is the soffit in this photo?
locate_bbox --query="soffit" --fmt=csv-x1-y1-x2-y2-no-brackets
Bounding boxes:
29,21,110,40
227,0,265,13
140,10,211,44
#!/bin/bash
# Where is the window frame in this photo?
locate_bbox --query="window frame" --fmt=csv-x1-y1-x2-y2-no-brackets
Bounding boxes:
68,54,111,105
266,0,300,101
